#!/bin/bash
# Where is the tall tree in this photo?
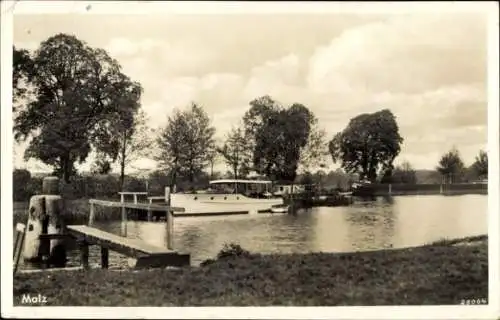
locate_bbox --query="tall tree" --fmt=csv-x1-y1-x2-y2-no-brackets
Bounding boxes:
156,103,215,186
471,150,488,180
298,118,328,173
436,147,466,183
328,109,403,182
13,34,142,182
114,110,153,190
243,96,319,183
206,143,219,180
218,126,252,180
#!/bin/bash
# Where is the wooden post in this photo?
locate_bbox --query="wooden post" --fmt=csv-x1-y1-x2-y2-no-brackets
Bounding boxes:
79,240,89,270
165,187,174,250
388,184,392,195
147,207,152,222
167,210,174,250
45,194,66,267
121,194,127,237
23,196,45,261
89,201,95,226
133,194,138,204
101,247,109,269
42,176,59,194
13,223,26,274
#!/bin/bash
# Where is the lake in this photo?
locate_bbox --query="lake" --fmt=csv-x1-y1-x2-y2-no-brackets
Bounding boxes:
20,194,488,269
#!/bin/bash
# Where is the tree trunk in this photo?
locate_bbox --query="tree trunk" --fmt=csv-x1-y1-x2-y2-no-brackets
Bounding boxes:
120,158,125,192
210,161,214,180
61,154,71,183
120,132,127,192
170,166,177,190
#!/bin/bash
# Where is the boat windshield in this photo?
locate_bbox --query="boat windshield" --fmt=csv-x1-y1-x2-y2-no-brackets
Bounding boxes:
209,180,273,198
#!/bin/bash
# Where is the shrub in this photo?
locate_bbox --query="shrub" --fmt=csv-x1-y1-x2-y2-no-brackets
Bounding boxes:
13,169,32,201
216,243,251,260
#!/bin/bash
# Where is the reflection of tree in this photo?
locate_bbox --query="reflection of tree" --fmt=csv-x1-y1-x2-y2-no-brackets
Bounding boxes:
381,195,395,205
343,199,396,251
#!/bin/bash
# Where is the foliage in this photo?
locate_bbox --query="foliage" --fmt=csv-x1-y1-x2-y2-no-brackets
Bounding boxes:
12,46,34,103
298,121,328,173
13,34,142,182
217,126,252,180
156,103,215,185
90,154,112,175
329,109,404,182
216,243,251,260
436,147,466,183
471,150,488,179
13,169,34,201
390,161,417,184
111,109,153,190
243,95,321,182
12,173,149,202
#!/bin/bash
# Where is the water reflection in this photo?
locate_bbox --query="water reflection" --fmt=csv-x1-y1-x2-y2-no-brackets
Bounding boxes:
22,194,487,268
342,200,396,251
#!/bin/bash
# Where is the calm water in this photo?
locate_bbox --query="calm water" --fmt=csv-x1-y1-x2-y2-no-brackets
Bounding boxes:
21,195,488,269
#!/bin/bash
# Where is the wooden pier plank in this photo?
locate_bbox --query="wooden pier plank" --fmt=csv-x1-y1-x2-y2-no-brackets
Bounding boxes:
67,225,174,257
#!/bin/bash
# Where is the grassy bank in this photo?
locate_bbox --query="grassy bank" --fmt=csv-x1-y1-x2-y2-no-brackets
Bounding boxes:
13,236,487,306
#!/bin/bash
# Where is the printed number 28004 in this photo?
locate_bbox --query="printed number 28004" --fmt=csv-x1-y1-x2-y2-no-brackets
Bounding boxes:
461,298,488,305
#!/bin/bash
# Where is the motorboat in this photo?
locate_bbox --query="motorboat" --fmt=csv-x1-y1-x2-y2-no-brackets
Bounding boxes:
170,179,284,215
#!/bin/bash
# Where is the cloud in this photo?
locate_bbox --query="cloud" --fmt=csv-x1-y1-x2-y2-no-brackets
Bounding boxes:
307,14,487,94
13,13,488,172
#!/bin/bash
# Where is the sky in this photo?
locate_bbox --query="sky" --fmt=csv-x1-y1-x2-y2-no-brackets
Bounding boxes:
12,9,489,174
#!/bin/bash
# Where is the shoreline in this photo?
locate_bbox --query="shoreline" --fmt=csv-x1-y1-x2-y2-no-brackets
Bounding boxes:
13,235,488,306
12,191,487,226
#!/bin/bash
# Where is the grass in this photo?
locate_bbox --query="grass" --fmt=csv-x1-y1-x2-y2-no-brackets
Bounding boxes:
13,236,488,306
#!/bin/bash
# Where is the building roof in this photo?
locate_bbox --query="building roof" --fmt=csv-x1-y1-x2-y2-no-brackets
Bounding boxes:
209,179,272,185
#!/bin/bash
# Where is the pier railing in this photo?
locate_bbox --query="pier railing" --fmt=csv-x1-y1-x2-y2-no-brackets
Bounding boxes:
88,188,183,250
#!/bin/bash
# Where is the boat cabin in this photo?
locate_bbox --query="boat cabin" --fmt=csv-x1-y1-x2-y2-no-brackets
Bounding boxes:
208,179,274,198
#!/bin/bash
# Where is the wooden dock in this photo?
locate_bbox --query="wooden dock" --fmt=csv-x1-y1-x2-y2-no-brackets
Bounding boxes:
67,225,190,269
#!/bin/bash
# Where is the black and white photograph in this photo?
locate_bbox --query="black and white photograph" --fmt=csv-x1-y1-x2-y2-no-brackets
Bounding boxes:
1,1,499,319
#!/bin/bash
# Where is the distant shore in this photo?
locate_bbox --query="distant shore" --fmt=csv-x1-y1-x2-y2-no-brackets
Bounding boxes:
352,183,487,197
13,235,487,306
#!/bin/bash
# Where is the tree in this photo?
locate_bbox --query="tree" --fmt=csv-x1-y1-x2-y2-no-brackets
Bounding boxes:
299,171,315,192
13,46,34,104
13,34,142,182
243,96,319,184
90,154,112,175
13,168,32,201
114,110,153,190
206,138,222,180
391,161,417,184
156,103,215,186
471,150,488,180
298,121,328,173
217,126,252,180
436,147,466,183
328,109,403,182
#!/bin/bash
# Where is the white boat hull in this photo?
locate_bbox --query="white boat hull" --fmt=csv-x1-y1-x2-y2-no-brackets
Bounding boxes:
170,193,284,215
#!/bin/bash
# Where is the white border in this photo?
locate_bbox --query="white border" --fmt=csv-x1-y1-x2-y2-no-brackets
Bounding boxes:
2,1,499,319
